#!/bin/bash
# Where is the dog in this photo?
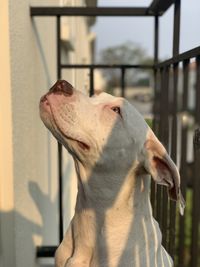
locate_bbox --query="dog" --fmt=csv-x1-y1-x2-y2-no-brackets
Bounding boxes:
39,80,185,267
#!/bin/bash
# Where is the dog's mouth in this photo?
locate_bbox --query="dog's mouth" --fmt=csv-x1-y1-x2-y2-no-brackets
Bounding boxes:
40,94,90,152
76,140,90,150
62,134,90,151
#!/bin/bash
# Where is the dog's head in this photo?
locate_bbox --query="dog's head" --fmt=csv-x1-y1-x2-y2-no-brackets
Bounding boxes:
40,80,185,213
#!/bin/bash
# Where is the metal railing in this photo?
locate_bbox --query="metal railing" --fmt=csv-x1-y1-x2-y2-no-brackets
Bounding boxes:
153,51,200,267
152,2,200,266
31,1,200,266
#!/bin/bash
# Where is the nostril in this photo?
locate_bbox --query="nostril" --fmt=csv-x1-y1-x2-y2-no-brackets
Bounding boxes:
40,95,47,102
60,80,73,95
57,84,62,90
61,80,67,87
49,80,74,96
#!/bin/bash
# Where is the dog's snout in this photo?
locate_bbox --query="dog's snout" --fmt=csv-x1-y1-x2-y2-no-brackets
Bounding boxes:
49,80,73,96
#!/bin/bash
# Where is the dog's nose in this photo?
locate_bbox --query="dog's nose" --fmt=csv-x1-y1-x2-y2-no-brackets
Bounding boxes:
49,80,73,96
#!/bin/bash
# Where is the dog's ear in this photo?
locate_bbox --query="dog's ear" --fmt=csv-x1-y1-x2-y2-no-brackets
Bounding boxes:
143,130,185,215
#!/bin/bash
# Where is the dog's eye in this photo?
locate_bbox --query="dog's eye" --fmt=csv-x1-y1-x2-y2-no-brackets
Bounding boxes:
111,106,121,115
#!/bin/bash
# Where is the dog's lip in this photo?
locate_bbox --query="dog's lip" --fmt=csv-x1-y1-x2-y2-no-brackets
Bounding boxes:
65,136,90,151
76,140,90,151
39,94,51,114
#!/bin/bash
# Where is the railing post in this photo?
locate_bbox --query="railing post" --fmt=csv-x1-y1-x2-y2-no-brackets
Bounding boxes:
168,0,181,258
155,68,163,224
121,67,126,97
168,62,178,256
151,15,159,216
191,56,200,267
161,66,170,249
178,59,189,267
57,15,64,243
173,0,181,56
89,67,94,96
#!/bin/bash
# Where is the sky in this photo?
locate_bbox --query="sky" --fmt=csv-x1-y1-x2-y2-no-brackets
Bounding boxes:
92,0,200,61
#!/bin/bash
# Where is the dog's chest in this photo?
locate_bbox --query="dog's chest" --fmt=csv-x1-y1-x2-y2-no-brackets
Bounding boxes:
90,213,145,267
89,213,172,267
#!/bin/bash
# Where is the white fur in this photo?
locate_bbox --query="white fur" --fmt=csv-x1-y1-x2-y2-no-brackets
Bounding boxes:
40,85,183,267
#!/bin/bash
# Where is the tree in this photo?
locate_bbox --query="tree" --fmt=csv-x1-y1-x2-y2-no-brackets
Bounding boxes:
99,41,153,89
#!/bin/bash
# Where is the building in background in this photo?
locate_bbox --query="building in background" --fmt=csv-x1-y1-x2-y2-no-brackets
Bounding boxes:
0,1,97,266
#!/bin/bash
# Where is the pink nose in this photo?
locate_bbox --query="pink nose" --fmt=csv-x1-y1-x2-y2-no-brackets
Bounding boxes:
49,80,73,96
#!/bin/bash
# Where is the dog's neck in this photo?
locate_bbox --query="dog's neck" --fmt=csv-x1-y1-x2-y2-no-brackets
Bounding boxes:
74,160,153,219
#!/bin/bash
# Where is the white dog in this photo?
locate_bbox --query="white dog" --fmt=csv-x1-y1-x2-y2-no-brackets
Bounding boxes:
40,80,185,267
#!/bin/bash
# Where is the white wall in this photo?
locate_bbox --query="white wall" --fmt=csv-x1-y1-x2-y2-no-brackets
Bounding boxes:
0,0,95,266
0,1,15,266
9,0,59,266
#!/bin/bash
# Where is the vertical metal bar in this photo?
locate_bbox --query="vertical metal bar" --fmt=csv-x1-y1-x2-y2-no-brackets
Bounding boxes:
178,59,189,267
161,67,170,147
57,16,61,79
195,56,200,120
89,67,94,96
151,16,159,215
157,68,164,142
169,0,181,257
168,62,178,257
121,68,125,97
173,0,181,56
161,67,170,249
191,56,200,267
57,15,63,243
156,68,164,225
154,16,159,65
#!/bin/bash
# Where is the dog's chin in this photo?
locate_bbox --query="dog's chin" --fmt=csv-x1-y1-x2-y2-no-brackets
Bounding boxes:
47,121,91,155
45,120,90,152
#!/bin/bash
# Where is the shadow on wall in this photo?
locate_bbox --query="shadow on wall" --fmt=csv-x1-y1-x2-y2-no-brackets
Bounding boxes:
0,210,41,266
0,157,73,267
29,154,73,239
32,19,52,88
